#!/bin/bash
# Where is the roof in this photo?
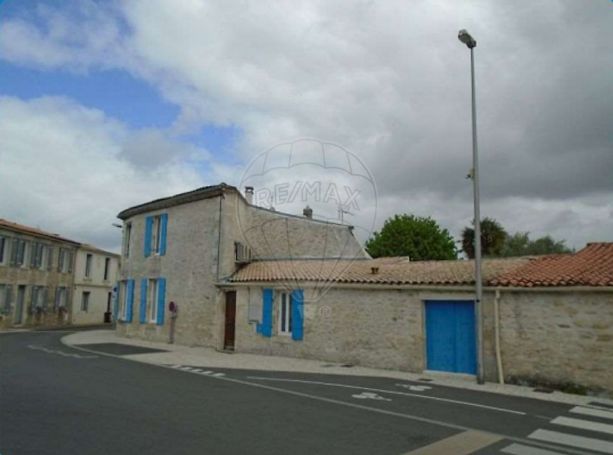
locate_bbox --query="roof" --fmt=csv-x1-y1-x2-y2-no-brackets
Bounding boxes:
79,243,120,257
117,184,233,219
490,243,613,287
230,257,530,286
0,218,80,245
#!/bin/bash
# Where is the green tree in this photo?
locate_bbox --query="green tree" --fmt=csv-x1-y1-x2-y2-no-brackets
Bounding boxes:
501,232,572,257
462,217,507,259
365,214,457,260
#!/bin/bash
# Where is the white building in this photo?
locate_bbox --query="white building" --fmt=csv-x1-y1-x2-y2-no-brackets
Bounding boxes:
71,245,119,325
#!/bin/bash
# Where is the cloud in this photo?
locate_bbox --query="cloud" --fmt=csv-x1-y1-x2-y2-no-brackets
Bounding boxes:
0,0,612,249
0,96,210,251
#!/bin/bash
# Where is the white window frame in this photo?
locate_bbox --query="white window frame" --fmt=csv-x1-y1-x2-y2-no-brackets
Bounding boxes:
85,253,92,278
277,291,293,336
119,281,128,320
151,216,162,255
148,279,158,323
81,291,90,312
16,240,27,267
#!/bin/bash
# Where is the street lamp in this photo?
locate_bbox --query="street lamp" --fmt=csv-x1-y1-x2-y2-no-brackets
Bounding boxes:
458,29,484,385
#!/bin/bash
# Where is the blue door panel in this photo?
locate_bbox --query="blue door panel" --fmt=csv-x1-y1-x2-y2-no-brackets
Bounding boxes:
425,300,476,374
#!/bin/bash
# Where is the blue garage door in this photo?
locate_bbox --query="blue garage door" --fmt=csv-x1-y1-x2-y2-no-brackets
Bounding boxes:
425,300,476,374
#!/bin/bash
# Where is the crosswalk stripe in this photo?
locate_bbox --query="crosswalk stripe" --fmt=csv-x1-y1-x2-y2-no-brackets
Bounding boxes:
402,430,502,454
529,429,613,453
200,371,212,375
552,416,613,435
570,406,613,421
501,442,564,455
212,372,225,377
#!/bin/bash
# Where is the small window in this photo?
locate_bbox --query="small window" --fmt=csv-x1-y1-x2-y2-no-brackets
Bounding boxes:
235,242,252,263
148,279,158,323
0,237,6,264
278,292,293,335
103,257,110,281
118,281,128,319
81,291,90,312
151,216,162,255
85,253,92,278
124,223,132,258
14,239,26,267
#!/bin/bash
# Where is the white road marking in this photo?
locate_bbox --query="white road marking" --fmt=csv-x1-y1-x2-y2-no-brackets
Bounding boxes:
212,372,225,377
27,344,97,359
570,406,613,421
245,376,526,415
396,383,432,392
501,442,564,455
551,416,613,435
403,430,502,454
529,429,613,453
352,392,391,401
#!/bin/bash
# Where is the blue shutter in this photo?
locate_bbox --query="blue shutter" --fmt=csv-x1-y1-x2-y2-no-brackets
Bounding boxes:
113,282,119,320
144,216,153,257
156,278,166,325
125,279,134,322
291,289,304,341
159,213,168,256
139,279,148,324
261,288,273,337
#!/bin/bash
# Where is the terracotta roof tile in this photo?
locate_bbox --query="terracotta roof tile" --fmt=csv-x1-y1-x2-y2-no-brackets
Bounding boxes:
490,243,613,287
230,257,529,286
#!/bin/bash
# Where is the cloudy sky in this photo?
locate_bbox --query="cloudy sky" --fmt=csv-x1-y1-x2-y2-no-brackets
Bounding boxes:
0,0,611,252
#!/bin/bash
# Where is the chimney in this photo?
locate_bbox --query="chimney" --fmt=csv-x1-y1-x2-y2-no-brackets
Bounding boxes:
370,266,379,275
303,205,313,219
245,186,254,204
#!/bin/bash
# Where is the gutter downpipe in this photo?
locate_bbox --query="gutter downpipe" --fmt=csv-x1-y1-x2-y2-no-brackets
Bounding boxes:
494,287,504,385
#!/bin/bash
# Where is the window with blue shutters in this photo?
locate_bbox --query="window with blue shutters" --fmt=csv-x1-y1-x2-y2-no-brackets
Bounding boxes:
156,278,166,325
144,214,168,257
259,288,304,341
125,279,135,322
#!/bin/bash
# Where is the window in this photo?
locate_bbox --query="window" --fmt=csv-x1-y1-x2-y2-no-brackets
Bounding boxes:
278,292,293,335
103,257,110,280
12,239,26,267
30,243,47,269
55,287,68,311
148,279,158,323
85,253,92,278
124,223,132,257
58,248,72,273
144,214,167,257
0,237,5,264
81,291,90,312
31,286,47,312
118,281,127,319
0,284,9,315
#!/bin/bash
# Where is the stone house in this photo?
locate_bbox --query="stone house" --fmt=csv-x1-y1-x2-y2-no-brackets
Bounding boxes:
228,243,613,393
115,184,613,393
114,184,366,347
71,245,119,325
0,218,118,329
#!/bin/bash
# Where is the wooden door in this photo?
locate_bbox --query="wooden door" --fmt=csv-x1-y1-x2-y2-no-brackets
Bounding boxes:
224,291,237,350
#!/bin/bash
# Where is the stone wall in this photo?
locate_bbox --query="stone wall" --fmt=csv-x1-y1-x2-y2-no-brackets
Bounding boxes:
116,196,227,347
497,290,613,393
232,284,613,392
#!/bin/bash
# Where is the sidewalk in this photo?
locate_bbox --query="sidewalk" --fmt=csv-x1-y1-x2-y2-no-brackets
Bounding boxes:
62,329,613,407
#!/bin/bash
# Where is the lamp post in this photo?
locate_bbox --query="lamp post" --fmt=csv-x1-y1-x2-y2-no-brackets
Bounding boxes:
458,29,484,385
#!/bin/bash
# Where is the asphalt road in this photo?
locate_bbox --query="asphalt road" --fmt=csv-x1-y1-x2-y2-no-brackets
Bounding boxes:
1,331,613,455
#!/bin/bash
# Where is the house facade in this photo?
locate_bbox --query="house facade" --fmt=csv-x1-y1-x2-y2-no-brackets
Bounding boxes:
114,184,367,347
71,245,119,325
115,185,613,393
0,218,118,329
0,219,78,329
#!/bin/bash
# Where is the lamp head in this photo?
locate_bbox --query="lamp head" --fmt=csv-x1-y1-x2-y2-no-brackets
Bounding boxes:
458,29,476,48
